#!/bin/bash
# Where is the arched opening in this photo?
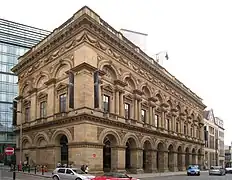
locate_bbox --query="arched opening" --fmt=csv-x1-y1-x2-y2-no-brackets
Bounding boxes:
192,148,197,164
177,146,182,171
168,144,174,171
60,135,68,165
125,138,137,171
103,134,118,172
143,140,152,173
157,142,165,172
185,147,190,169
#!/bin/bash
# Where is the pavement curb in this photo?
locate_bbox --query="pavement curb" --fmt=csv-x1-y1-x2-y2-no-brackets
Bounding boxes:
15,171,51,178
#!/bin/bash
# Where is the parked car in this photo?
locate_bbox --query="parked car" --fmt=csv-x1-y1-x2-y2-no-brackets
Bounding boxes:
225,167,232,174
187,165,200,176
92,172,140,180
52,167,95,180
209,166,226,176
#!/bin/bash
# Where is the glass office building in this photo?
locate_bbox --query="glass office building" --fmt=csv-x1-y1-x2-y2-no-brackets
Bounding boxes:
0,18,50,164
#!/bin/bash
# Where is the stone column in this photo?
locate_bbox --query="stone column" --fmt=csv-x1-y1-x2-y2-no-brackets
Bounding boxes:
182,153,186,171
161,111,165,128
151,150,157,172
119,92,124,117
138,100,141,121
164,151,169,172
189,153,192,165
149,106,153,125
110,92,115,114
130,148,143,174
113,146,125,172
115,91,119,115
44,79,56,117
173,152,178,172
111,147,119,171
134,99,138,120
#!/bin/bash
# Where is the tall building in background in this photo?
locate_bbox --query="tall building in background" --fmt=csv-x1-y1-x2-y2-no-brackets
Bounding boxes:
0,18,50,164
215,117,225,167
203,109,225,169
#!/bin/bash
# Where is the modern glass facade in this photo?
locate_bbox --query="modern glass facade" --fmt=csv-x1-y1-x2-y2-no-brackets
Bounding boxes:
0,18,50,164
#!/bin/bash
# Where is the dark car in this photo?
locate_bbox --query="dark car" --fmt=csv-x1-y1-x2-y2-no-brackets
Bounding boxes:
187,165,200,176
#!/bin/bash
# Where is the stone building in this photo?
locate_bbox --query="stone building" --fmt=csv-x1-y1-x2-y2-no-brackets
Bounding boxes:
215,117,225,167
203,109,225,169
12,6,206,173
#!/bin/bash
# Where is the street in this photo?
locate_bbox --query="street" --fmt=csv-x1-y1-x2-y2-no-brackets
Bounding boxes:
1,170,232,180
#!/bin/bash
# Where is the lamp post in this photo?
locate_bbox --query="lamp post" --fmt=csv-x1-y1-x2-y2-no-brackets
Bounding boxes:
11,106,23,169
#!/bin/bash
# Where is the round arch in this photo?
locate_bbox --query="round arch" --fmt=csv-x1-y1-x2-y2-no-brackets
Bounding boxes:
99,129,121,146
122,133,140,148
141,136,154,149
35,71,50,88
51,129,73,145
99,61,118,80
22,135,33,148
52,60,73,78
122,72,137,89
141,85,151,98
34,132,50,146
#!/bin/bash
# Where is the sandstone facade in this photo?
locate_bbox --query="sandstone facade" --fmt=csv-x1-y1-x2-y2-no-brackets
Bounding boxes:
12,6,206,173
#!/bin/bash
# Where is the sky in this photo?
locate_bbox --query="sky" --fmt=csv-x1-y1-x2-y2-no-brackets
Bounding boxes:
1,0,231,144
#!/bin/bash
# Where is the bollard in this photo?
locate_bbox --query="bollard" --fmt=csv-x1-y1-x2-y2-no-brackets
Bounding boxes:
28,165,30,173
42,166,44,175
35,165,37,174
13,164,16,180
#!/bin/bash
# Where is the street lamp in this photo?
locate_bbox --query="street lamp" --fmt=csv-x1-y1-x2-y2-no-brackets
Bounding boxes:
11,106,23,169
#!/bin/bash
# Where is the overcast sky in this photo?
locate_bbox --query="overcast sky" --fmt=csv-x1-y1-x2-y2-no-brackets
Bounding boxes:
1,0,231,144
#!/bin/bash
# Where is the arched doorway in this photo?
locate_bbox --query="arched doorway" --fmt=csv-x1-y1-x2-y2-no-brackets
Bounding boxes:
103,134,118,172
157,142,165,172
168,144,174,171
125,138,137,171
185,147,190,169
60,135,68,165
177,146,182,171
143,140,152,173
192,148,197,164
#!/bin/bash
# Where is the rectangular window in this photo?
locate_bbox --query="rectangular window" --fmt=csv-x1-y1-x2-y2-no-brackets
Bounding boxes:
190,127,193,137
59,94,67,113
141,109,146,122
124,103,130,119
153,110,159,127
184,125,187,135
94,71,99,108
40,101,47,118
166,119,170,131
176,122,179,132
25,107,30,122
103,95,110,113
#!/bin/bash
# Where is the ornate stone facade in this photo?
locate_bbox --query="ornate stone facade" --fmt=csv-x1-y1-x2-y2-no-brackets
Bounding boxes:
12,6,206,173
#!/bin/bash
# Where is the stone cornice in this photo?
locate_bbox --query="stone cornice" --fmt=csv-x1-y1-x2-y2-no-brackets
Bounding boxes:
17,112,203,146
114,79,127,87
12,6,205,110
71,62,97,72
44,78,56,86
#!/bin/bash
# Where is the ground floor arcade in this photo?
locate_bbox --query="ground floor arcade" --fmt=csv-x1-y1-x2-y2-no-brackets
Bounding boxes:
16,126,204,173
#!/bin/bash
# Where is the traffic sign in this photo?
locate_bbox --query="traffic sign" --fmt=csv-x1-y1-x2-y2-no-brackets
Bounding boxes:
5,147,14,156
92,154,96,158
